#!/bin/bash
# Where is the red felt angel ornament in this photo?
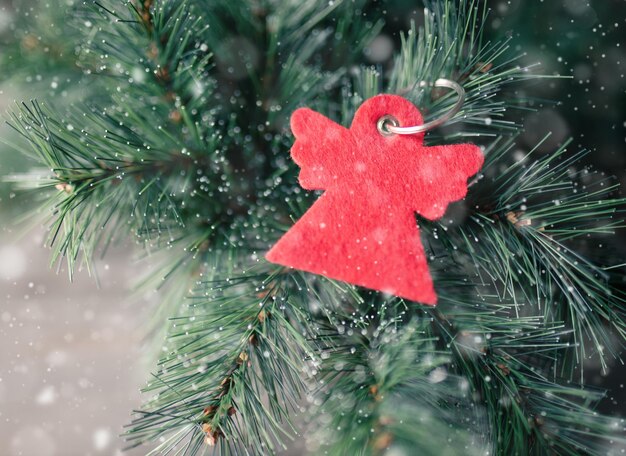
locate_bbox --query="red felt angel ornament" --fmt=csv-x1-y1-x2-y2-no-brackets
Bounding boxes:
267,81,483,305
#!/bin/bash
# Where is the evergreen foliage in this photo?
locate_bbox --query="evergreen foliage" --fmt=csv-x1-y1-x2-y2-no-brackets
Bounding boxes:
4,0,626,454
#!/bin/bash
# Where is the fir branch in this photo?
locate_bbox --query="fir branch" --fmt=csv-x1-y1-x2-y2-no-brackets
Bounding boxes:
6,100,205,276
346,0,543,140
86,0,217,156
5,1,626,455
126,266,317,455
431,281,625,455
9,0,385,276
457,136,626,373
313,316,484,455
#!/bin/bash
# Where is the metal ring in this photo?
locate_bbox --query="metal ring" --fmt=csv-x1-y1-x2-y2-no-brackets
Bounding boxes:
376,115,399,137
377,78,465,136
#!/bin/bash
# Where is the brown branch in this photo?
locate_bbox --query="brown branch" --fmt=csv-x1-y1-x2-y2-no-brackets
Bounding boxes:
199,306,273,447
135,0,154,34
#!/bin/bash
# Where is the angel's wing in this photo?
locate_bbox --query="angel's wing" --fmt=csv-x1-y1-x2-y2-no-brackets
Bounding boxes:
408,143,484,220
290,108,356,190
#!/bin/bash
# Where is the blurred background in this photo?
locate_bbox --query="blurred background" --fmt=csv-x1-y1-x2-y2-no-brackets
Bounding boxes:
0,0,624,455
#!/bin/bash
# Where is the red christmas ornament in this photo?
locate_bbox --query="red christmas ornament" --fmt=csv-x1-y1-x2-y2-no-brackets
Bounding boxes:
266,94,483,305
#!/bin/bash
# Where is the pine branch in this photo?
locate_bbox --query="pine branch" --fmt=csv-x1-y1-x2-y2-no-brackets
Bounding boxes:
6,100,201,276
8,0,384,273
126,265,318,455
312,315,484,455
85,0,218,160
346,0,543,142
4,1,626,455
454,136,626,373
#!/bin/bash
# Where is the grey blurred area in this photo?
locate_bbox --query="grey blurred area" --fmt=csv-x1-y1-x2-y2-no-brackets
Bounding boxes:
0,1,625,455
0,231,151,456
0,0,155,453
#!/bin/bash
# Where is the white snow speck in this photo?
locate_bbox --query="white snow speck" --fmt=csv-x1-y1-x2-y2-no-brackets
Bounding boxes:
36,385,57,405
93,428,112,451
428,367,448,384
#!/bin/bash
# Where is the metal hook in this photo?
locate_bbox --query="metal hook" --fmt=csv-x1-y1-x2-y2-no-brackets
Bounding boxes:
377,78,465,136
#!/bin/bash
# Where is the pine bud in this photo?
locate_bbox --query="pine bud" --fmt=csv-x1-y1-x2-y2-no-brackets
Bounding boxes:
201,423,223,447
496,363,511,375
147,43,159,60
204,434,216,447
506,211,531,229
378,416,393,426
249,334,258,346
373,432,393,450
369,385,382,402
155,67,170,82
55,182,74,194
202,423,217,446
169,110,182,123
237,352,249,364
